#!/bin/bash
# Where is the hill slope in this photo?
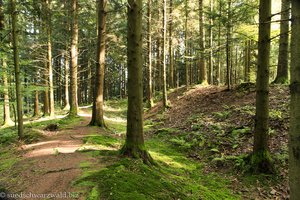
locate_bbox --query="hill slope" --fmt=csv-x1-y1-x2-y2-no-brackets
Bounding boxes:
146,84,289,199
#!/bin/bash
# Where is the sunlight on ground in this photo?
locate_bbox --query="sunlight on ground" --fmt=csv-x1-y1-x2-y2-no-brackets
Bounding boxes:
149,151,192,170
78,113,91,117
104,116,126,123
78,144,117,152
22,140,61,149
0,115,67,129
24,145,80,158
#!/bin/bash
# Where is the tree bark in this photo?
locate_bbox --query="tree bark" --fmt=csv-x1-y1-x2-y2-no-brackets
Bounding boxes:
226,0,232,90
162,0,168,108
90,0,107,127
216,0,221,85
87,59,93,104
199,0,207,84
121,0,153,164
1,1,14,126
208,0,214,84
63,50,70,110
43,65,50,116
146,0,154,108
273,0,290,84
0,0,3,29
33,91,40,117
2,59,14,126
185,0,189,88
289,0,300,198
252,0,274,173
11,0,24,138
169,0,174,88
157,2,162,92
69,0,79,117
244,40,251,82
44,0,55,117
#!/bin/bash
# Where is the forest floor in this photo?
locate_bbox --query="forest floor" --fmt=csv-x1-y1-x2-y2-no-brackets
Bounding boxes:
0,83,289,200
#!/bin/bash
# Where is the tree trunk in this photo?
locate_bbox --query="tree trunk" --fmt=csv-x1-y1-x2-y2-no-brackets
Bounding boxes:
216,0,221,85
162,0,168,108
251,0,274,174
2,59,14,126
11,0,24,139
0,0,3,29
273,0,290,84
90,0,107,127
156,2,162,92
33,91,40,117
146,0,154,108
69,0,78,117
63,51,70,110
1,2,13,126
169,0,174,88
43,65,50,116
121,0,153,164
289,0,300,198
244,40,251,82
208,0,214,84
199,0,207,84
87,59,93,104
44,0,55,117
185,0,189,88
226,0,232,90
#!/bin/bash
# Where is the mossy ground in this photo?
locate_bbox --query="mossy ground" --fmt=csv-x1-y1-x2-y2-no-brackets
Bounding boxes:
0,86,289,199
0,115,83,145
76,99,241,200
76,135,240,200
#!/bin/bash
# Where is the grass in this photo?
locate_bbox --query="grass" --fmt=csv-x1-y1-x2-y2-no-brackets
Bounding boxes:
0,146,19,173
76,99,241,200
0,145,20,192
76,132,240,200
0,116,84,145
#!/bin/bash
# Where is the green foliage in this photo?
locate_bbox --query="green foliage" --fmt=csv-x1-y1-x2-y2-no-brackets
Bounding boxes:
154,128,179,136
170,137,193,149
0,128,18,144
212,154,249,170
231,127,251,138
269,109,282,120
212,111,231,119
235,105,256,116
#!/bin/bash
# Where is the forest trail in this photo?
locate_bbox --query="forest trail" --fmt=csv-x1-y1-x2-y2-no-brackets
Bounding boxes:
10,112,108,200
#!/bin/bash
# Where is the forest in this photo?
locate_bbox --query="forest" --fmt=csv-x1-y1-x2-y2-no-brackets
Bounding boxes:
0,0,300,199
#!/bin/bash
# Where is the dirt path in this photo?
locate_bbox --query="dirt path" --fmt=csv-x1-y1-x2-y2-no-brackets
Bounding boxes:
8,115,102,200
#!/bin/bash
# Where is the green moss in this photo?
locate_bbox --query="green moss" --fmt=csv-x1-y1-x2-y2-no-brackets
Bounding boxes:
86,186,100,200
250,150,275,174
106,120,126,134
0,146,19,173
76,99,242,199
83,135,120,147
80,162,92,169
272,76,289,85
76,134,240,200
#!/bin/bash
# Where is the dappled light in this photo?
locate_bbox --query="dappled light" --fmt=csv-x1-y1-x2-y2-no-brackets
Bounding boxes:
1,0,299,199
